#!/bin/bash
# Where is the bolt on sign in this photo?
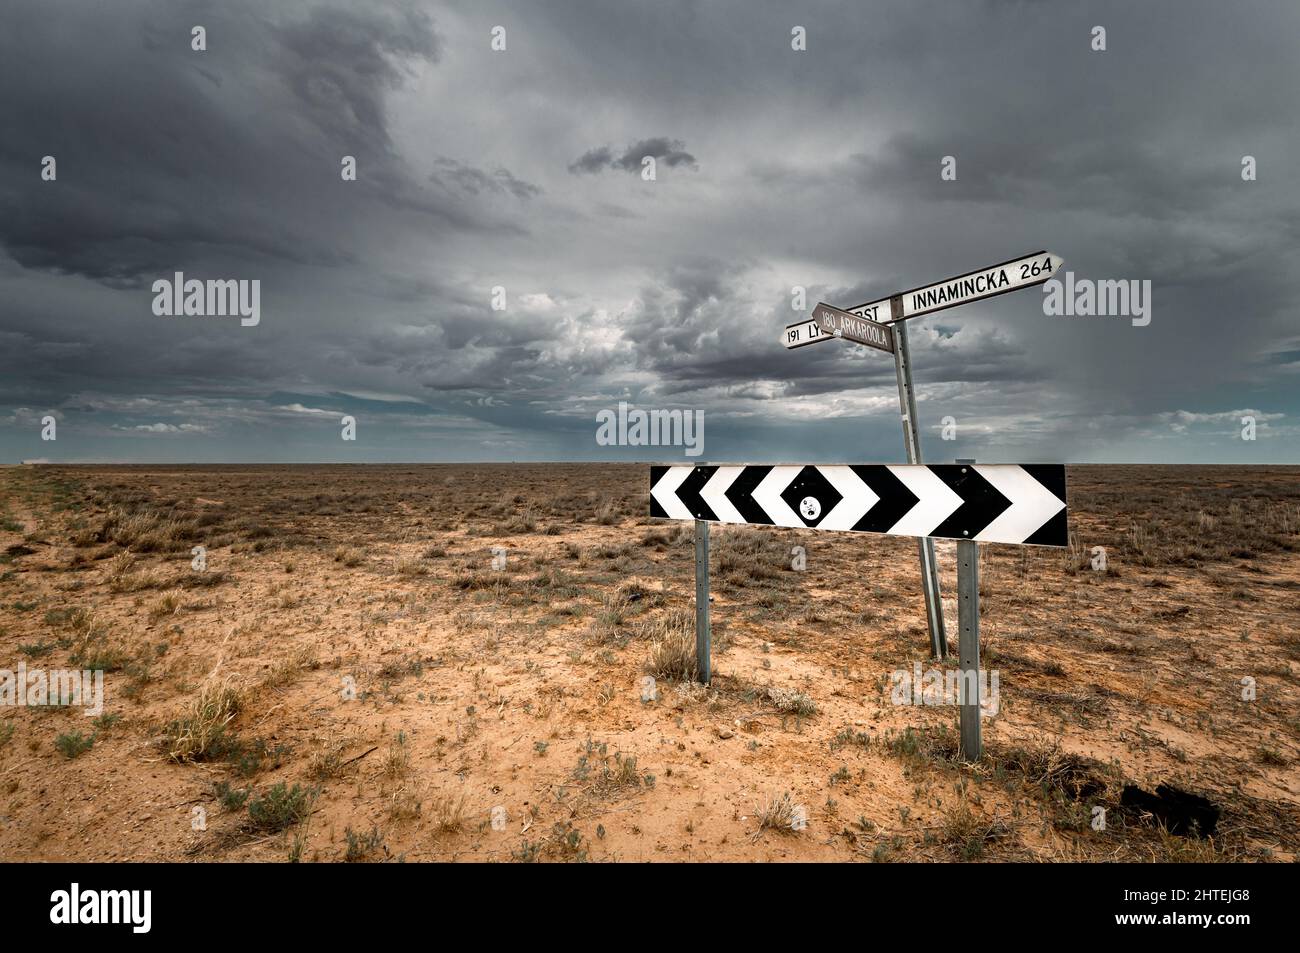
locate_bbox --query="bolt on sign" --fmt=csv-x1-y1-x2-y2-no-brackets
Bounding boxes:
650,463,1067,547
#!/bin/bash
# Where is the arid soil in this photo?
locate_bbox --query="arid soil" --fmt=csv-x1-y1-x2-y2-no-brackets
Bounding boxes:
0,463,1297,862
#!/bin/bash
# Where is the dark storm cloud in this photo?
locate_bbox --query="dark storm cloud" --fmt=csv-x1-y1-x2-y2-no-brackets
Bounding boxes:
568,138,697,175
1,0,1298,463
0,0,473,286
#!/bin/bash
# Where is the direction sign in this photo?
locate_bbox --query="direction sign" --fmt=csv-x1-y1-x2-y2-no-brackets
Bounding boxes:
811,302,894,353
843,297,889,324
844,251,1065,323
650,463,1068,547
781,317,832,349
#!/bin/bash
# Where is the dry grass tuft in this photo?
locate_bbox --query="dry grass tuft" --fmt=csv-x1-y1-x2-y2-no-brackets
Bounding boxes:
940,799,1015,860
148,588,183,621
394,556,428,576
429,790,469,834
261,645,318,690
308,743,346,780
332,546,365,567
382,731,412,779
644,608,697,682
756,791,802,834
165,679,240,763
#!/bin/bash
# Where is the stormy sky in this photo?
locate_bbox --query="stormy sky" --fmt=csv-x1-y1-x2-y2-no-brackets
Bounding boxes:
1,0,1297,464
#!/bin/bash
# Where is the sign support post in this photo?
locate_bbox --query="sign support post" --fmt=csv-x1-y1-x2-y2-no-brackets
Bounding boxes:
694,518,711,684
955,457,982,760
891,296,947,660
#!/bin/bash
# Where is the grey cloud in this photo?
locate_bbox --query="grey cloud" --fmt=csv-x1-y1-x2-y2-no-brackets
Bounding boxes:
568,147,615,174
569,138,697,175
430,158,541,199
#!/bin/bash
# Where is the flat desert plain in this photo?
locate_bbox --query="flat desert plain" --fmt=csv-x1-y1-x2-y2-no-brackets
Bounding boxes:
0,463,1297,862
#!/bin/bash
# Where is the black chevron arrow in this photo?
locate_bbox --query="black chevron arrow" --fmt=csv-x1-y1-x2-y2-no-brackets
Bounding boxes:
928,464,1012,540
649,466,669,518
725,465,773,525
678,465,718,521
1021,464,1067,504
849,465,920,532
1016,464,1068,546
1021,465,1069,546
1024,507,1068,547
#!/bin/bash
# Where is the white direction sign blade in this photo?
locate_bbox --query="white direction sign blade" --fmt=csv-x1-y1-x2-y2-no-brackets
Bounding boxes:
844,297,890,324
896,251,1064,321
781,317,832,349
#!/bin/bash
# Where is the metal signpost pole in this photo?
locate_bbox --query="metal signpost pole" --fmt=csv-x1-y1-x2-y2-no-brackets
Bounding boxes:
694,518,711,684
955,458,982,760
891,296,947,659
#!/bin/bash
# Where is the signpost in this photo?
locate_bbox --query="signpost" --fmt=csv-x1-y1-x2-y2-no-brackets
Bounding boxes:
650,461,1068,760
810,302,894,353
782,250,1064,661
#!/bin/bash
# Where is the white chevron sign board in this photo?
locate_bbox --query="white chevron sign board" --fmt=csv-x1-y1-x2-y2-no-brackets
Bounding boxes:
650,463,1068,547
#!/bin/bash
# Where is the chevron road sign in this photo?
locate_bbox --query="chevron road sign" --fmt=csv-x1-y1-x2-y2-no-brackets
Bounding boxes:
650,463,1068,547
